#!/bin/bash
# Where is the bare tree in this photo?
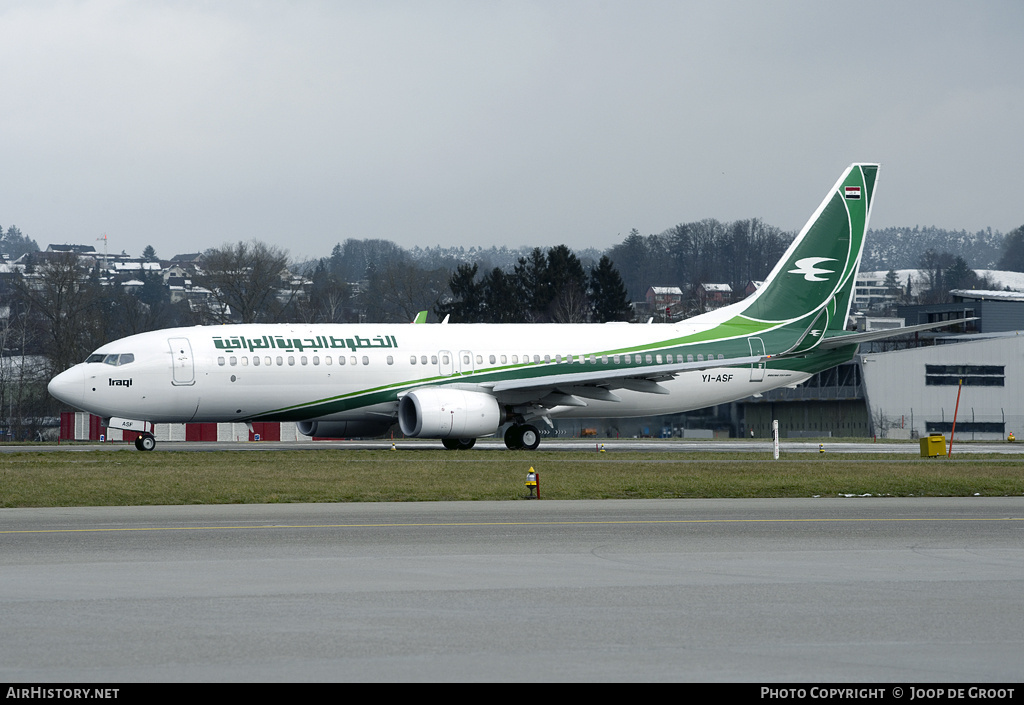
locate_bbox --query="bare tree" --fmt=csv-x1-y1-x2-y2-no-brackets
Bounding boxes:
549,281,590,323
363,260,448,322
197,241,297,323
14,253,103,377
293,260,353,323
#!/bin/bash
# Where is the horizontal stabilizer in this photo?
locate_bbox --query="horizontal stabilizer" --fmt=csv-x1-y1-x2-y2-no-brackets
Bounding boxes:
815,319,979,350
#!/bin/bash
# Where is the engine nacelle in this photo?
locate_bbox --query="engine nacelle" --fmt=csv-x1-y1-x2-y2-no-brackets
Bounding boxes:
398,388,503,438
296,419,393,439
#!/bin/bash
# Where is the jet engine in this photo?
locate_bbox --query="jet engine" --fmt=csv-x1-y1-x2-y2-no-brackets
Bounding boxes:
296,419,393,439
398,387,504,438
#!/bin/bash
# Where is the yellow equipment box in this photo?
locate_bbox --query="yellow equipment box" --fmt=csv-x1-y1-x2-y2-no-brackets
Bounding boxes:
920,434,946,457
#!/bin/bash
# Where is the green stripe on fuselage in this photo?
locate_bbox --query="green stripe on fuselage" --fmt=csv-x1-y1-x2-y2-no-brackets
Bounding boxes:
249,319,824,422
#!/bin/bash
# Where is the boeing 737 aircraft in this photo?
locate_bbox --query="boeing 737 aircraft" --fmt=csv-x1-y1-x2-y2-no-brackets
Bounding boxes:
48,163,952,451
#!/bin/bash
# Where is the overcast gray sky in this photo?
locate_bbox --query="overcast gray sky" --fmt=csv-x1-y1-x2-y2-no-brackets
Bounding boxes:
2,0,1021,261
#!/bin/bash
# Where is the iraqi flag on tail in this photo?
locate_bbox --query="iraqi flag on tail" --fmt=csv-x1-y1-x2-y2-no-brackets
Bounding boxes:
844,186,861,200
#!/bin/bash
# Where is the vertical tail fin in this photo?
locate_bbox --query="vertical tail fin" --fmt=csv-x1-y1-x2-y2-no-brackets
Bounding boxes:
739,163,878,336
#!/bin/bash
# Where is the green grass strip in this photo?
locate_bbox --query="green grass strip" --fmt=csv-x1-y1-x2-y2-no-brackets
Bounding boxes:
2,449,1023,507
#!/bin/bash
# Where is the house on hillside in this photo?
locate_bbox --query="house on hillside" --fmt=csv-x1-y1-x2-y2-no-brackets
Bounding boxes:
697,283,732,311
45,244,97,255
645,286,683,316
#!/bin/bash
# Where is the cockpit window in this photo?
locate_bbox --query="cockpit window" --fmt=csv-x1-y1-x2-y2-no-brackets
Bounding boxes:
86,353,135,366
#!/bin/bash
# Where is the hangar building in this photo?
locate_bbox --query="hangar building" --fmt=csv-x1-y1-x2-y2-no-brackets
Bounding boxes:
859,332,1023,441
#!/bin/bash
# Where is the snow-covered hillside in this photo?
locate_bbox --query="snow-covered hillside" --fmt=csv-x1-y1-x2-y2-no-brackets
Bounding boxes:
862,226,1005,270
861,270,1024,292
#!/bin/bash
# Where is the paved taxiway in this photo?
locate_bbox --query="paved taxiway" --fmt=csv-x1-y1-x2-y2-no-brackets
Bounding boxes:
3,497,1023,682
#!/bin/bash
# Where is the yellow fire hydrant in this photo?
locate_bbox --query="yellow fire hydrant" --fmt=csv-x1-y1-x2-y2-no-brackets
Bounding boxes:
525,467,539,499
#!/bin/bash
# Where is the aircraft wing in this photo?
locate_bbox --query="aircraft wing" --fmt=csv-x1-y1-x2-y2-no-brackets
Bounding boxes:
814,318,979,350
475,354,766,408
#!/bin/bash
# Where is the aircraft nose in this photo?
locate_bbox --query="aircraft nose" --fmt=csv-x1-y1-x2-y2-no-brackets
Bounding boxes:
48,366,86,409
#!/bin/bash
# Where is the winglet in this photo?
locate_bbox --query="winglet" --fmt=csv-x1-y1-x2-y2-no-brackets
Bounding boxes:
412,311,428,324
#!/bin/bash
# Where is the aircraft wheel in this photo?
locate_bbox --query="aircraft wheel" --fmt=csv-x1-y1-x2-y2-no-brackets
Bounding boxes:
504,425,523,450
139,434,156,452
519,425,540,451
441,438,460,450
456,438,476,450
134,437,143,451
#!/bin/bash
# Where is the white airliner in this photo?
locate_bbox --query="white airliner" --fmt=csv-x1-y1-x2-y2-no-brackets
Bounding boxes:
47,163,953,451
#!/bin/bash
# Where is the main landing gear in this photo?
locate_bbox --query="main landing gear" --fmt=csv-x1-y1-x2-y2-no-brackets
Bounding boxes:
134,433,156,451
438,424,542,451
504,424,540,451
